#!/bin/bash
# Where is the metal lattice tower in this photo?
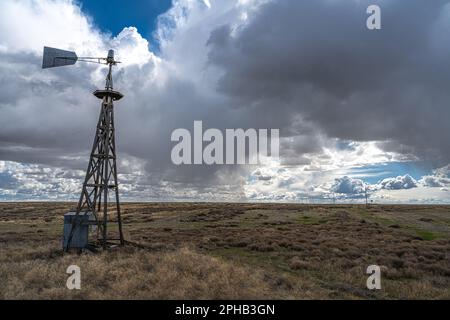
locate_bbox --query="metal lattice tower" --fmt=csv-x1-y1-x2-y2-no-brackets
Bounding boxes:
42,47,125,251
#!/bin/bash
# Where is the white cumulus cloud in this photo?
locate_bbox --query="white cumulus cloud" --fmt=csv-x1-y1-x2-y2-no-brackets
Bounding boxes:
378,174,418,190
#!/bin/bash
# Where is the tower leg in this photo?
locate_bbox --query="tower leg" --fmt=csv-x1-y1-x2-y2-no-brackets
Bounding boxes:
111,105,125,245
102,98,111,249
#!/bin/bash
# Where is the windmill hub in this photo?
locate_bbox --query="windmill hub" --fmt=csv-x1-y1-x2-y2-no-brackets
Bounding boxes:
93,89,124,101
43,46,125,252
107,50,114,63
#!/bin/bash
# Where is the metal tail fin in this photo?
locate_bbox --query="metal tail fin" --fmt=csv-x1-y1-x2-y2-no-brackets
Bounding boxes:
42,46,78,69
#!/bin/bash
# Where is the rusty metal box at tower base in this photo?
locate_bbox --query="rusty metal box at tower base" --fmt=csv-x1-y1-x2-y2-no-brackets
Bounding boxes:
62,212,95,249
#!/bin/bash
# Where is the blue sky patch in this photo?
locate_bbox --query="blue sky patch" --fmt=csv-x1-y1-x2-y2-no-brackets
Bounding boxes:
349,161,433,184
77,0,172,50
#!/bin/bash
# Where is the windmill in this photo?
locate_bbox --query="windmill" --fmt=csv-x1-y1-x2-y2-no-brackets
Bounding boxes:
43,46,125,251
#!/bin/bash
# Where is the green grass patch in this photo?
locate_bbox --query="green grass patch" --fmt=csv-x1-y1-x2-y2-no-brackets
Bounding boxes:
413,229,441,241
296,216,326,225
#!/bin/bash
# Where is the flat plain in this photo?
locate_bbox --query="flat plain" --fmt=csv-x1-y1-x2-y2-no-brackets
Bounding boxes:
0,202,449,299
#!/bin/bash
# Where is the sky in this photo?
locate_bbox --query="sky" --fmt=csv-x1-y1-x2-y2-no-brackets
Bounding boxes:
76,0,172,51
0,0,450,203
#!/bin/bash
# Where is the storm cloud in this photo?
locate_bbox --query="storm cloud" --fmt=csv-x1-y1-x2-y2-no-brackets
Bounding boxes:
207,0,450,164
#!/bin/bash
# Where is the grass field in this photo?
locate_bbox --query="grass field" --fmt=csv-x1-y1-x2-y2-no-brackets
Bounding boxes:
0,202,449,299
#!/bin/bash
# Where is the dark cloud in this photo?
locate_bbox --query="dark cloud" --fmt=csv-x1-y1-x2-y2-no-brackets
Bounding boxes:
207,0,450,163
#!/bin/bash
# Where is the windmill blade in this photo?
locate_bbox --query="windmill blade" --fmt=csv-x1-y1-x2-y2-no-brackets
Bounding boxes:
42,46,78,69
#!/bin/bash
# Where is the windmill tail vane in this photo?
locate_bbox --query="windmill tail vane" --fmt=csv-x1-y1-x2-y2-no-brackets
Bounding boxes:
43,46,125,252
42,46,121,69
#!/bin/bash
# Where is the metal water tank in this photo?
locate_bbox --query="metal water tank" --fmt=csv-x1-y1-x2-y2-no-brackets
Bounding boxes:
62,212,95,249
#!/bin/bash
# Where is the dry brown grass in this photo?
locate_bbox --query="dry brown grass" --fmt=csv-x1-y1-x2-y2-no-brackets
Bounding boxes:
0,202,449,299
0,242,278,299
